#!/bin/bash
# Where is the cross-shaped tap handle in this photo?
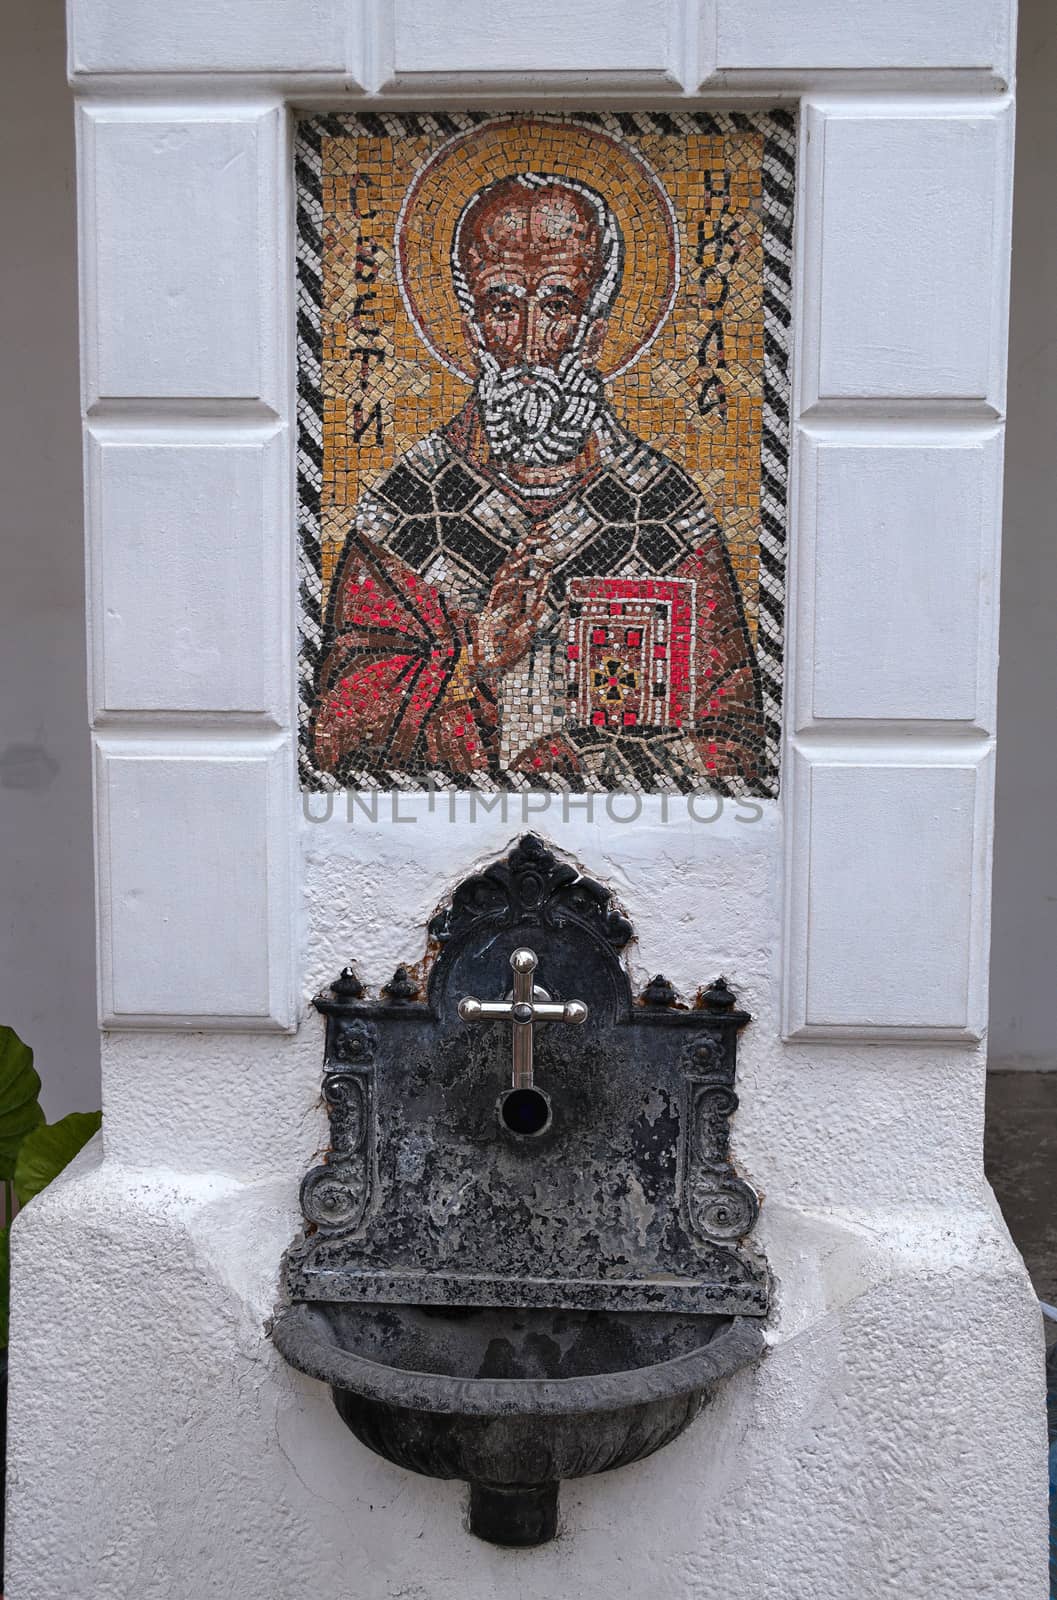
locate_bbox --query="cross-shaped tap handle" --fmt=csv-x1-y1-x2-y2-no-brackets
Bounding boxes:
458,948,588,1090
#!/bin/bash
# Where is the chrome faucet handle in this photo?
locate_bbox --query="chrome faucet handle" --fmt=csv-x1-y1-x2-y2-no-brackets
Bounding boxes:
458,948,588,1090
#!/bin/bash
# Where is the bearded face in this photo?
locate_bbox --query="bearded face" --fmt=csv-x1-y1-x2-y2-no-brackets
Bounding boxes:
474,349,606,466
455,178,615,469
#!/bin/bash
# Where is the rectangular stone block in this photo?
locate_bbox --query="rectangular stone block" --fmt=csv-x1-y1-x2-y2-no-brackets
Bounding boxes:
784,750,991,1038
70,0,350,75
389,0,677,79
796,432,1001,727
89,434,285,719
95,739,294,1027
801,107,1012,409
711,0,1012,79
82,110,280,405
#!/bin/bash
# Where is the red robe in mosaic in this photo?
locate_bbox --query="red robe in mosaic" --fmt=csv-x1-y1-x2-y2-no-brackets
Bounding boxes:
312,404,764,792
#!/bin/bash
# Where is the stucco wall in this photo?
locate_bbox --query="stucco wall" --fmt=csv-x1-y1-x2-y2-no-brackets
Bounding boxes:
2,0,1049,1595
0,0,98,1117
0,0,1052,1119
11,1135,1046,1599
988,0,1057,1069
7,806,1049,1598
1,0,1053,1128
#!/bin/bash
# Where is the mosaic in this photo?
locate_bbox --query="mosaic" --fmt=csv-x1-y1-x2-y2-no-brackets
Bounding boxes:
296,111,795,795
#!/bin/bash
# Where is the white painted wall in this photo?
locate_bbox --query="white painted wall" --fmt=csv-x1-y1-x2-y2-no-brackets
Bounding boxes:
1,0,1052,1099
10,807,1049,1598
988,0,1057,1070
0,0,99,1118
2,0,1052,1123
3,1,1049,1596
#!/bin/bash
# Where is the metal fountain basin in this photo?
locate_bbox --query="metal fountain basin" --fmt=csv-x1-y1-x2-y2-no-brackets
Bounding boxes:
272,1300,764,1546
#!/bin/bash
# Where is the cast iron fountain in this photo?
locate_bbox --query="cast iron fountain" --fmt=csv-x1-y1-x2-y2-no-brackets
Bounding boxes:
271,835,768,1546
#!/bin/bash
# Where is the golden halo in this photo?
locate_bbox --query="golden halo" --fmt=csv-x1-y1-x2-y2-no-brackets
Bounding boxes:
395,117,680,384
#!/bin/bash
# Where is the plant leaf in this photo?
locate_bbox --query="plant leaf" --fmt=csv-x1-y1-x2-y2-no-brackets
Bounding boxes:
0,1027,44,1180
14,1111,102,1208
0,1223,9,1350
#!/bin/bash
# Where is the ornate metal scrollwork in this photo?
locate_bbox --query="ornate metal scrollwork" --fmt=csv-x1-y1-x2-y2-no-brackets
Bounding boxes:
682,1057,759,1246
330,1017,377,1066
427,833,633,951
686,1165,759,1242
682,1035,726,1075
322,1071,368,1154
301,1160,370,1230
298,1021,375,1233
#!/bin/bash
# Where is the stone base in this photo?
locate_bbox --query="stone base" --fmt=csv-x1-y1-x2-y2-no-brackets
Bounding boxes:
5,1140,1048,1599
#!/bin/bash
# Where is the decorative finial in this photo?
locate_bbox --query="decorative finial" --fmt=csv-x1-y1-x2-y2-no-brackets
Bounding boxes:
700,976,736,1013
331,966,364,1000
507,833,555,873
382,965,419,1003
640,974,680,1008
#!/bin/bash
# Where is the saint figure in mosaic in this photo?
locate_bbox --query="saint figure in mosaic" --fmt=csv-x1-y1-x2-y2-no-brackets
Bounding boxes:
308,118,776,792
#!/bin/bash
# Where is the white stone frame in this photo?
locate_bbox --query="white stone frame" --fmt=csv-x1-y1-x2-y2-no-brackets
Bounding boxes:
69,0,1015,1049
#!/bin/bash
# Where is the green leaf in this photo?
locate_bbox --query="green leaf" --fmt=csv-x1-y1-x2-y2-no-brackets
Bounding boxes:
14,1111,102,1208
0,1026,44,1180
0,1223,9,1350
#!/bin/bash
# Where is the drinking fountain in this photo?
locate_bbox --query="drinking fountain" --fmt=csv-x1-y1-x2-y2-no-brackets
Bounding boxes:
271,834,768,1546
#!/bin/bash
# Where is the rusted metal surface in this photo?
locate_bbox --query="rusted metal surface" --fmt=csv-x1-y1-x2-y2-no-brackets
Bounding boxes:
283,834,767,1316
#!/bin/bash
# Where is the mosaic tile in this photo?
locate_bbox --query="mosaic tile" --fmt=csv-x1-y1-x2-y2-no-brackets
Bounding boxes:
296,111,795,796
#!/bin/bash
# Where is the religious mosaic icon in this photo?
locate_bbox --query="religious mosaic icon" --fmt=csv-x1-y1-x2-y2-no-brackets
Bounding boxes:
296,112,794,795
